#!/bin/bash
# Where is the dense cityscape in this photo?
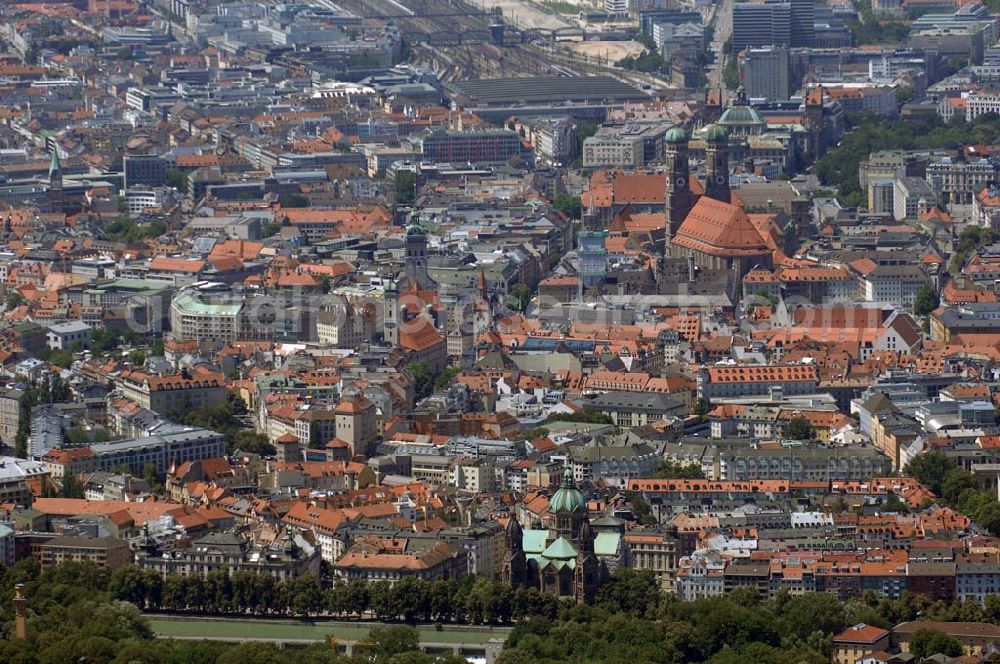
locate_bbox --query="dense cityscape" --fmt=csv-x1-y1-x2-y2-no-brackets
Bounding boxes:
2,0,1000,662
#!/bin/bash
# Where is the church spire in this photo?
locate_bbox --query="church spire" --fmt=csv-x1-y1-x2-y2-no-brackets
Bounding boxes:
506,516,523,552
477,267,487,299
48,149,61,180
577,518,595,553
48,149,63,212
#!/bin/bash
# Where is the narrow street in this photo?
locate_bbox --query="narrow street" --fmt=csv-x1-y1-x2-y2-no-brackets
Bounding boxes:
706,0,733,104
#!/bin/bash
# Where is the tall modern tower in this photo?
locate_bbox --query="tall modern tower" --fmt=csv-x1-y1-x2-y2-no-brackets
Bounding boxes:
732,2,791,51
789,0,816,48
742,45,791,101
731,0,813,49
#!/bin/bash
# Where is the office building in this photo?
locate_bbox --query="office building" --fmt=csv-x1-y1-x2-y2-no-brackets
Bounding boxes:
639,10,702,36
0,525,13,567
88,425,226,474
965,91,1000,121
140,530,320,580
417,130,525,166
534,119,576,166
582,123,669,168
741,45,791,101
169,285,245,341
123,155,167,188
652,22,704,58
123,188,166,216
41,448,99,480
893,176,935,221
335,538,467,584
732,2,791,51
732,0,813,49
46,321,91,350
334,395,379,457
696,365,820,401
789,0,816,47
0,456,48,507
925,156,997,205
38,535,131,569
0,388,22,446
117,368,226,415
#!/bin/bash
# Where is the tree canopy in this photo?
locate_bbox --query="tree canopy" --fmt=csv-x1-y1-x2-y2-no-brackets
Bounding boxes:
909,629,963,659
408,362,435,401
845,0,909,46
509,283,532,313
6,561,1000,664
552,194,581,219
101,217,166,243
164,169,189,194
654,460,705,480
913,283,940,317
395,171,417,206
544,406,614,426
903,450,952,496
816,114,1000,207
784,416,815,441
905,450,1000,535
949,226,995,273
167,395,260,455
278,194,310,208
618,50,663,73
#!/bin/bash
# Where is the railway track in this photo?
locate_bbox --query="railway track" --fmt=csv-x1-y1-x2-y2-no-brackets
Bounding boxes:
350,0,493,40
341,0,631,79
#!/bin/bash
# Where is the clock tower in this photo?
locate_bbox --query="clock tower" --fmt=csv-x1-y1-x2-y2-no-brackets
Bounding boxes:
664,126,692,244
704,124,731,204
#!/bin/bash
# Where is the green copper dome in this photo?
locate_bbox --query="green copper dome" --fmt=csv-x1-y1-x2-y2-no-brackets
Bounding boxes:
665,126,689,144
718,104,764,126
718,87,764,127
549,467,586,514
405,223,427,236
703,124,729,142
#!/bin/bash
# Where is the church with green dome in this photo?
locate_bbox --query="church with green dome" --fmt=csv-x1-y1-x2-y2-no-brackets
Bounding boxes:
687,85,824,179
712,88,766,139
501,467,608,603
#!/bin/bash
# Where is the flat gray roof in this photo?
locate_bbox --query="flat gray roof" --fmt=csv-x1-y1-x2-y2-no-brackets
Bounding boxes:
48,321,91,334
91,427,222,454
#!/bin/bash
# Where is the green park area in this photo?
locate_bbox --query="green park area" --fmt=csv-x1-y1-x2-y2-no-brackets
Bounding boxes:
148,616,506,645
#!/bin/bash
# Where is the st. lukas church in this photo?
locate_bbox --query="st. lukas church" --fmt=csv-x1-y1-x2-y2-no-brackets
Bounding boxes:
502,468,605,603
663,107,788,281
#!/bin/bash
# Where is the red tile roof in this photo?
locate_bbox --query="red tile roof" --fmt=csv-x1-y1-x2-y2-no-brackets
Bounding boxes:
399,324,444,353
671,197,770,257
334,395,374,415
149,256,205,273
705,364,819,383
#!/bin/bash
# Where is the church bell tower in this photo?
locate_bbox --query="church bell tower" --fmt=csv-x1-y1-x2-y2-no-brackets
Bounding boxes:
664,125,692,244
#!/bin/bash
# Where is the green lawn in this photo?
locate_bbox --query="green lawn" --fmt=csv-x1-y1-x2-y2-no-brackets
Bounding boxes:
148,617,505,645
